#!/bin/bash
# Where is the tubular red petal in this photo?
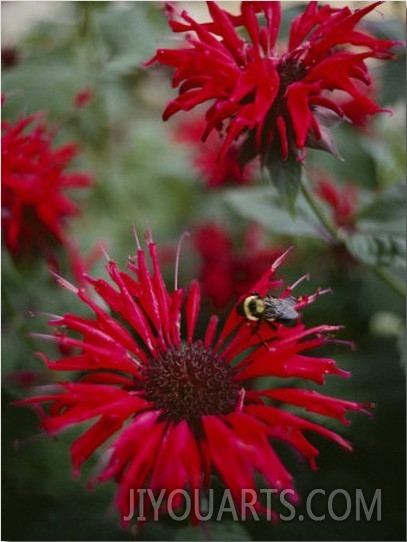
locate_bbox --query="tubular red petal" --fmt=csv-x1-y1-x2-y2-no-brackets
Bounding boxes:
148,239,174,347
202,415,255,504
247,404,353,451
226,410,296,492
256,388,370,423
204,315,219,349
71,416,126,475
115,420,166,524
206,2,244,63
185,280,201,344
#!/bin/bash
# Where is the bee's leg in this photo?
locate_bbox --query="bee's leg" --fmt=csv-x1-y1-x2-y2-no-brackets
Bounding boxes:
249,320,261,336
250,321,276,351
266,319,278,331
248,320,264,338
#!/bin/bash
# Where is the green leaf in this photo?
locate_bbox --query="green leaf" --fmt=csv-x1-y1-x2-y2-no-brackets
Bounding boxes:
364,17,406,42
223,187,322,239
93,2,167,71
363,18,406,105
362,103,406,188
341,230,405,269
381,55,406,105
357,181,406,223
370,311,406,374
2,55,91,118
175,521,251,541
340,178,405,274
370,311,405,338
264,150,302,215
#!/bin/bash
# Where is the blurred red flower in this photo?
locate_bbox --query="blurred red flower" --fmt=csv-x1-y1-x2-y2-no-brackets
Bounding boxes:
148,1,399,163
315,176,358,230
18,232,369,523
73,88,94,109
175,117,256,188
1,108,93,269
193,223,283,308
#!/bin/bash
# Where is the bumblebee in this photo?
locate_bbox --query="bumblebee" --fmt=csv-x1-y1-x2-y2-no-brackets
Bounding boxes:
237,293,299,327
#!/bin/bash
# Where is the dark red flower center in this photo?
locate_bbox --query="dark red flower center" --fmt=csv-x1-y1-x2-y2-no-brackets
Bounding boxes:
144,341,239,424
277,58,308,90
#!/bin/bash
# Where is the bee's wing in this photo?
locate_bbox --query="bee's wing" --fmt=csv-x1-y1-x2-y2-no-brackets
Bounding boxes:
264,296,298,320
262,296,280,319
280,297,299,320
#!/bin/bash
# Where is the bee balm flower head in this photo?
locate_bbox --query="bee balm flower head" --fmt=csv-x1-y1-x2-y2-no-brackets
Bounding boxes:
18,231,370,524
1,105,93,269
147,1,400,165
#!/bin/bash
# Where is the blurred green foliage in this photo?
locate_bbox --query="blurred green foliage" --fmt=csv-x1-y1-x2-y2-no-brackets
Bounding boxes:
2,2,406,541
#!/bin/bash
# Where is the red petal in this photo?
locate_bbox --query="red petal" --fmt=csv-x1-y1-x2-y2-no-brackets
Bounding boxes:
185,280,201,344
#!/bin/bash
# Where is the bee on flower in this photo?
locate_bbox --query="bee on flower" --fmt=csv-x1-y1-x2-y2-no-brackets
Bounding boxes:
17,230,370,524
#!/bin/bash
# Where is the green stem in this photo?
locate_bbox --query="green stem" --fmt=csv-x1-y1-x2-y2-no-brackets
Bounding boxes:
373,266,406,297
300,179,338,240
300,178,405,298
75,3,112,160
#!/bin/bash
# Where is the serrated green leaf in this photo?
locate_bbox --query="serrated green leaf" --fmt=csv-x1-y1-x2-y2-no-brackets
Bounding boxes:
223,187,322,239
175,521,251,541
341,231,406,268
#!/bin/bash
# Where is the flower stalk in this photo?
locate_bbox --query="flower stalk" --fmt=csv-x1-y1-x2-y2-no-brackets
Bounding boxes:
300,176,406,298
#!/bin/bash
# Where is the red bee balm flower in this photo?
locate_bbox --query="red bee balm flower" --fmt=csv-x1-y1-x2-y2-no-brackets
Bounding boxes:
18,232,369,523
1,108,93,267
147,1,400,163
